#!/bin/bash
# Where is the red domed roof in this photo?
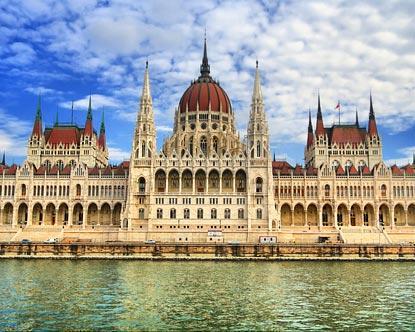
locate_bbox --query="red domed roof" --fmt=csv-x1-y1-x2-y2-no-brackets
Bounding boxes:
178,38,232,114
179,80,231,114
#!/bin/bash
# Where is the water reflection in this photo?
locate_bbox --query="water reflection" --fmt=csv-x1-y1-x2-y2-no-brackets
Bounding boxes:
0,261,414,330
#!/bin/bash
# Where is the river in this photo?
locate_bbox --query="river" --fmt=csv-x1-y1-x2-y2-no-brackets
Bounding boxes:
0,260,414,331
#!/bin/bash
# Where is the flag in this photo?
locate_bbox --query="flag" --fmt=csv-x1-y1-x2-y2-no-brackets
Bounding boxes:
335,101,340,109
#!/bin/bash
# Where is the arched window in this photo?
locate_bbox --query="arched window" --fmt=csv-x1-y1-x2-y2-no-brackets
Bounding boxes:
256,141,261,157
212,136,218,153
211,208,217,219
197,208,203,219
56,160,64,171
138,208,145,219
256,177,263,193
170,208,176,219
381,184,387,197
141,141,146,158
200,136,207,155
224,208,231,219
44,160,51,171
156,208,163,219
324,184,330,197
256,208,262,219
76,184,81,196
139,177,146,193
184,208,190,219
189,136,193,156
238,208,244,219
21,184,26,196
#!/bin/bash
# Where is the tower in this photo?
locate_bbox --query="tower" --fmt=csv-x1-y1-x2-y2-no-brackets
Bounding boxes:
247,61,275,231
366,93,382,168
27,94,44,166
125,61,156,229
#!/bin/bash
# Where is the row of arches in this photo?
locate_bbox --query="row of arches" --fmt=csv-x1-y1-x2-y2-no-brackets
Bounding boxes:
0,202,122,226
152,169,252,193
280,203,415,227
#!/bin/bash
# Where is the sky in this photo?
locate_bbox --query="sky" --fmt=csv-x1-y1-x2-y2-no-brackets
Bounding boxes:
0,0,414,166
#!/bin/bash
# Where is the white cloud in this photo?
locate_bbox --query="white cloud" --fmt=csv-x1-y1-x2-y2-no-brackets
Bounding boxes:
108,146,130,163
59,94,120,110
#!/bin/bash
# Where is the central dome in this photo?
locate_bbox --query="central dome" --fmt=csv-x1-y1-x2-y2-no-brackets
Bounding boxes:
178,39,232,114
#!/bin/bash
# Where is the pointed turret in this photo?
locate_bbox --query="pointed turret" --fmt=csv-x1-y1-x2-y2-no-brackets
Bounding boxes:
1,151,5,166
98,111,106,149
200,37,210,78
31,94,43,138
355,109,359,127
307,109,314,147
252,60,263,103
368,93,378,137
315,92,325,136
84,95,93,136
248,60,269,159
140,61,152,106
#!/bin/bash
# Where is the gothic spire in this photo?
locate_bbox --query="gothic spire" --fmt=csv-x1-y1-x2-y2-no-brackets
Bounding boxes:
140,60,152,105
31,94,43,138
84,95,93,136
368,92,378,137
315,92,325,136
355,108,359,127
98,110,106,149
307,109,314,147
1,151,5,166
252,60,263,103
200,36,210,78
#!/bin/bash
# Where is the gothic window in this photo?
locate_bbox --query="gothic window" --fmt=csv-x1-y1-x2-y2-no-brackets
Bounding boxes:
212,136,218,153
208,170,219,190
184,208,190,219
155,170,166,193
21,184,26,196
200,136,207,155
197,208,203,219
157,208,163,219
195,170,206,192
222,170,233,191
324,184,330,197
76,184,81,196
224,208,231,219
238,208,244,219
139,177,146,193
256,208,262,219
189,137,193,156
211,208,217,219
256,141,261,157
141,141,146,158
256,177,263,193
44,160,51,171
235,170,246,192
170,208,176,219
138,208,145,219
168,170,179,192
381,184,387,197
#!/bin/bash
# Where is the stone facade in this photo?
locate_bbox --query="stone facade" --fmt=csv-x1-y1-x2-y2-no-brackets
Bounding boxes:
0,41,414,244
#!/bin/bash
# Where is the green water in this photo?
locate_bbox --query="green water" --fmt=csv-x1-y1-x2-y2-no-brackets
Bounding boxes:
0,261,414,331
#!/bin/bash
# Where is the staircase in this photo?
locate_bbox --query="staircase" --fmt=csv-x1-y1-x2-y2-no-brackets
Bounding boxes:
339,227,391,244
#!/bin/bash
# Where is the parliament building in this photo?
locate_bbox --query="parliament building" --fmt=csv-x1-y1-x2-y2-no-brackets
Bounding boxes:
1,40,414,244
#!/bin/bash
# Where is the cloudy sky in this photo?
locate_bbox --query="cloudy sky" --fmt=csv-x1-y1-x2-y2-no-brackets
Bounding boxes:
1,0,414,166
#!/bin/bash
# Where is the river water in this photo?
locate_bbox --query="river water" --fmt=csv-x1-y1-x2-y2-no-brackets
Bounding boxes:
0,260,414,331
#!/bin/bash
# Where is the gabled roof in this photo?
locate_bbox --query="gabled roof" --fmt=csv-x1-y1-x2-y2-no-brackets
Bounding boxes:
272,160,293,175
45,125,82,146
88,167,100,175
402,164,415,175
391,164,403,176
306,166,318,176
326,124,367,146
336,165,346,176
361,165,372,175
293,164,304,175
348,165,359,175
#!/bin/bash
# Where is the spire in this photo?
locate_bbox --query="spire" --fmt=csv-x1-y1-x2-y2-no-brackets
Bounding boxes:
252,60,263,103
31,94,43,138
98,110,106,149
315,92,325,136
307,109,314,147
140,60,152,105
1,151,5,166
355,108,359,127
273,152,276,162
71,101,74,124
84,95,93,136
200,35,210,78
368,92,378,136
55,107,59,126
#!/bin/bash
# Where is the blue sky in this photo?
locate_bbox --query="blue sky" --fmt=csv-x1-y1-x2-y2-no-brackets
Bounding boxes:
0,0,414,166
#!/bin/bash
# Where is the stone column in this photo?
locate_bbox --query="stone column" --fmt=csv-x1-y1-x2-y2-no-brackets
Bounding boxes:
318,205,323,229
27,203,32,226
179,174,182,194
82,205,87,229
68,205,73,227
291,209,294,227
304,208,308,227
390,206,395,229
405,208,408,226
